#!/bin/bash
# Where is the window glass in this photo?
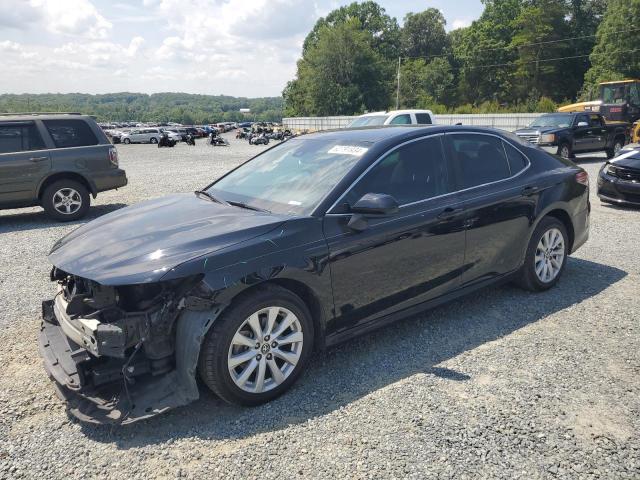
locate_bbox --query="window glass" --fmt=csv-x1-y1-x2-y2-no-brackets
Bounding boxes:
589,115,603,127
575,114,590,126
342,136,450,207
209,138,370,215
389,114,411,125
415,113,432,125
629,83,640,107
43,120,98,148
503,141,528,174
447,134,510,189
0,123,46,154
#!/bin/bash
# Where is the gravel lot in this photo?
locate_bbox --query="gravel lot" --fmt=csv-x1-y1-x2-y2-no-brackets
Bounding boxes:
0,135,638,479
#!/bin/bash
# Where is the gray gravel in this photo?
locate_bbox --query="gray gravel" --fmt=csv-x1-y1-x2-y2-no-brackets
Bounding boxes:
0,137,638,479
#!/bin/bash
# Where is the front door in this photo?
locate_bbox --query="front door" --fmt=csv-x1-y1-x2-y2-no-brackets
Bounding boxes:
323,134,466,337
573,114,594,152
0,121,50,205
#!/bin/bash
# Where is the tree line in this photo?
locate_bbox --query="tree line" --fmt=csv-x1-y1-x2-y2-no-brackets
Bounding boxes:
283,0,640,116
0,92,283,124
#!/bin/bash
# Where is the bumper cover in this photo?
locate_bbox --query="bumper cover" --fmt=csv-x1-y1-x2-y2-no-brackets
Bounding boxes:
598,173,640,206
39,300,219,424
94,168,128,194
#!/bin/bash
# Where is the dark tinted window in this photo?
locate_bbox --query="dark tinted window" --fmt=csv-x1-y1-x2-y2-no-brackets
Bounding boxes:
344,136,450,207
389,114,411,125
448,134,510,189
575,114,590,126
0,123,45,154
415,113,432,125
503,141,528,174
43,120,98,148
589,115,604,127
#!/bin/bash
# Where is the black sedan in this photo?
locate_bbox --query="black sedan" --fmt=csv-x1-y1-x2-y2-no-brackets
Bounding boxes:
598,145,640,206
39,126,590,423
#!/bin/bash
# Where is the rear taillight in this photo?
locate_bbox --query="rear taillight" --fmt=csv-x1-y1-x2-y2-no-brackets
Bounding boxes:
108,147,119,168
575,171,589,186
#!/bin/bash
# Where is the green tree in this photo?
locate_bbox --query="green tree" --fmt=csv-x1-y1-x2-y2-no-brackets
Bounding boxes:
302,1,400,59
286,20,392,116
401,9,449,58
583,0,640,96
399,57,454,108
510,0,569,101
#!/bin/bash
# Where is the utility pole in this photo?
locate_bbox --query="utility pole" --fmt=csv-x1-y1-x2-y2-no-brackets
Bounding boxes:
396,57,401,110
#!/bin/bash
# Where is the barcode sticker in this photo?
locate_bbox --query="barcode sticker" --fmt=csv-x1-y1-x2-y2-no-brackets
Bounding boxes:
328,145,369,156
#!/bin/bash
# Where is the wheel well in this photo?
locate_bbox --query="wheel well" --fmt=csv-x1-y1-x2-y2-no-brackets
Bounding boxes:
225,279,326,352
546,209,574,252
614,134,626,145
38,172,95,200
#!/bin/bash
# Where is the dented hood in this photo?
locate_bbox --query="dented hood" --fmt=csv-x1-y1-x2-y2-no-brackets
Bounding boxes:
49,193,287,285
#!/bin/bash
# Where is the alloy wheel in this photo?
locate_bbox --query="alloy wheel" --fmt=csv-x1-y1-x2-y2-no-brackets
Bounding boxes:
52,188,82,215
534,227,565,283
227,306,304,393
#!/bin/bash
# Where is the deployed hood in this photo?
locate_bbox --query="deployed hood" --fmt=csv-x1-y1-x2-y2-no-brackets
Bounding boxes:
49,193,287,285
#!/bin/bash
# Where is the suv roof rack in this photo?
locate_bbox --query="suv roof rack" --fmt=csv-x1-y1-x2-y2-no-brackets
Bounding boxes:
0,112,83,116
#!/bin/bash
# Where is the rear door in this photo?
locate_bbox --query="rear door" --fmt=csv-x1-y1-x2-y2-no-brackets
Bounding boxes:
445,132,535,287
0,121,50,205
41,119,106,185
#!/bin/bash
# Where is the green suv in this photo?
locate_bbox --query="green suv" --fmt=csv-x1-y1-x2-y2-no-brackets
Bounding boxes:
0,113,127,221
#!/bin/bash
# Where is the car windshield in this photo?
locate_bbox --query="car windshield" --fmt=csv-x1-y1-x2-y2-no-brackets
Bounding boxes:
208,138,371,215
529,115,571,128
600,84,628,104
348,115,389,127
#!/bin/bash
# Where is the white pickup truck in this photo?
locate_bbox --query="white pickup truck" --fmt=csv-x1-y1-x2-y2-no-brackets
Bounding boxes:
347,109,436,128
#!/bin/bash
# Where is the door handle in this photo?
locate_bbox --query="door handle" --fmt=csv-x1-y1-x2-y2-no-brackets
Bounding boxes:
437,207,464,220
522,186,540,196
29,156,48,162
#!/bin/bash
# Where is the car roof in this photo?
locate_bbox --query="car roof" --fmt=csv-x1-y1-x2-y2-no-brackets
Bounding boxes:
356,109,433,118
301,125,505,143
0,113,95,122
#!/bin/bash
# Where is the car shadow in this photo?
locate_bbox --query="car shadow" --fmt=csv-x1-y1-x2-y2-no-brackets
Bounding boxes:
79,257,626,447
0,203,127,233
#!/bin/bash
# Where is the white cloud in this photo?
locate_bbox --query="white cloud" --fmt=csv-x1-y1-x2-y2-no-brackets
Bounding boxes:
30,0,112,39
452,18,471,30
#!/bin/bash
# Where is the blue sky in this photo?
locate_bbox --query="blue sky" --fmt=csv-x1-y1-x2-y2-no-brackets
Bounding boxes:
0,0,484,96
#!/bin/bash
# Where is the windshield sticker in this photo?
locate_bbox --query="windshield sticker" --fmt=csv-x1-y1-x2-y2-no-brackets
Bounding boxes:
328,145,369,156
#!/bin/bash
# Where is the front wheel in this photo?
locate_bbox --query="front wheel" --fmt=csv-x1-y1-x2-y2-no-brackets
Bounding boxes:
606,138,624,159
516,217,568,292
123,138,131,144
198,285,313,406
557,142,572,159
150,137,158,144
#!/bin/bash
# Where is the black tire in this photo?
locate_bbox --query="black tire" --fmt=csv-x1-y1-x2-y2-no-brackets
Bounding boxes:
557,142,573,159
198,285,314,406
150,137,158,144
123,138,131,144
606,138,624,159
41,179,90,222
515,216,569,292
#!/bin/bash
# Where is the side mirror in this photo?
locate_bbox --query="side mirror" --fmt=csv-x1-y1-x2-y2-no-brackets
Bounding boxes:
351,193,399,216
577,121,589,127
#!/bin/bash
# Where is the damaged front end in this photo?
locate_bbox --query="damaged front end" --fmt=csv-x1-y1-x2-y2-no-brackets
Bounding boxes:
39,267,221,424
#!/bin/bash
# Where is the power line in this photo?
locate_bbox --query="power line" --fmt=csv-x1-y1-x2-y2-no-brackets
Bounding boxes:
401,26,640,62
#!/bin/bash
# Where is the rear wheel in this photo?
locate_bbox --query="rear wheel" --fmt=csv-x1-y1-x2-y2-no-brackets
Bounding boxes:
516,217,568,292
150,137,158,144
123,138,131,144
41,179,90,222
198,285,313,406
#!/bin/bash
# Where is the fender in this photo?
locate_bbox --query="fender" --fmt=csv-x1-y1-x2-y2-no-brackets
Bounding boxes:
36,170,98,198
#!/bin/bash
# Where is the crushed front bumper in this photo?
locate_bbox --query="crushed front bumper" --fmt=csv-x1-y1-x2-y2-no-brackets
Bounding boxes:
39,294,216,425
